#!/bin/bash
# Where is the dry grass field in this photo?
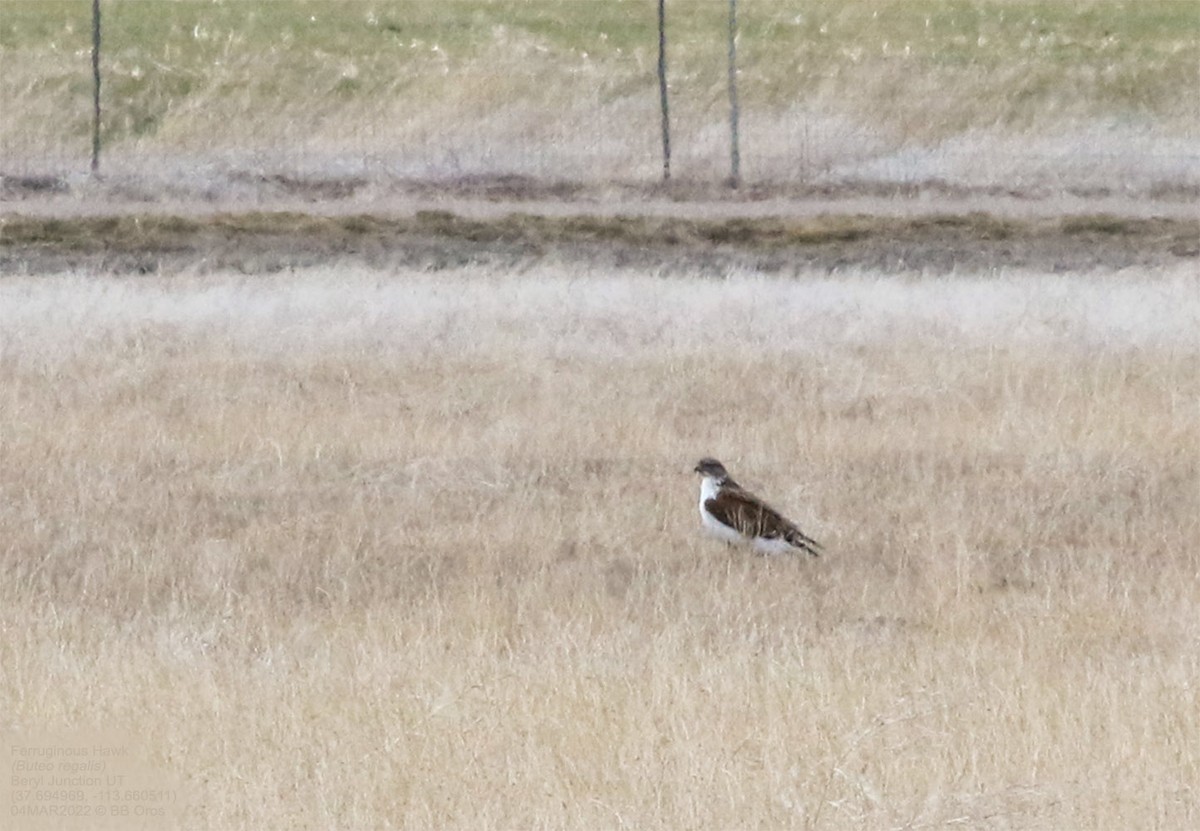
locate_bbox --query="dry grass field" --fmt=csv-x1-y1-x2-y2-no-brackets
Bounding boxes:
3,0,1198,195
2,262,1197,829
3,1,1197,827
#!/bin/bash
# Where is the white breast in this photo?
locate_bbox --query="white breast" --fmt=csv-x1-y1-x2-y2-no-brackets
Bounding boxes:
698,477,747,545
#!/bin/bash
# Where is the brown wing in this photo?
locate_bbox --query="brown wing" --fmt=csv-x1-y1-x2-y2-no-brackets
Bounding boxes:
704,487,788,539
705,487,822,556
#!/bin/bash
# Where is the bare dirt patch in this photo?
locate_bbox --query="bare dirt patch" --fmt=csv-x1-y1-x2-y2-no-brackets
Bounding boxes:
6,171,1200,206
2,204,1196,277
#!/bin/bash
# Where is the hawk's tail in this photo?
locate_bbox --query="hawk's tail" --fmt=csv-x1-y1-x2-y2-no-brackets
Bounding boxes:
785,528,823,558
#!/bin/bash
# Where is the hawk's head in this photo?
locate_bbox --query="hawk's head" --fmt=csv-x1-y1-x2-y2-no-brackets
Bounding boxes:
694,458,731,483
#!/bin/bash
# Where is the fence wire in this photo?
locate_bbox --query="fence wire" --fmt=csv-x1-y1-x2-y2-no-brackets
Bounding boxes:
1,1,1197,198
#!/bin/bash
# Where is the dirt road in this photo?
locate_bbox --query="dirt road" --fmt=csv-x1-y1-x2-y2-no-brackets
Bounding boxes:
2,175,1197,275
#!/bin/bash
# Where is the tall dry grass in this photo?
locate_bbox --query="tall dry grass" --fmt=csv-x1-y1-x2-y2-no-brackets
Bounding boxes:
1,263,1198,828
3,1,1197,192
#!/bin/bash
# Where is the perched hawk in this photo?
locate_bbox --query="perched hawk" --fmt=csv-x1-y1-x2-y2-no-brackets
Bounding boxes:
694,457,822,557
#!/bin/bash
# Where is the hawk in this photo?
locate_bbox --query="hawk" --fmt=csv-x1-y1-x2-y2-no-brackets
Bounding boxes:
694,457,822,557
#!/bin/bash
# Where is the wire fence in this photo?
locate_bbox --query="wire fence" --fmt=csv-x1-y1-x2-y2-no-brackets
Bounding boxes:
2,0,1198,199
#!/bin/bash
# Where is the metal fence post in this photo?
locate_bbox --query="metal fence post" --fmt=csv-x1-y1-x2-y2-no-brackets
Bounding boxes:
91,0,101,173
657,0,671,182
727,0,740,188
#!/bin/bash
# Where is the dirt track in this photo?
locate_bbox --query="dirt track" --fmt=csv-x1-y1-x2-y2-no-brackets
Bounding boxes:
2,175,1197,275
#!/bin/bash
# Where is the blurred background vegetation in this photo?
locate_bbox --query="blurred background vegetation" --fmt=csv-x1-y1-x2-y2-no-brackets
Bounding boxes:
1,0,1197,188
